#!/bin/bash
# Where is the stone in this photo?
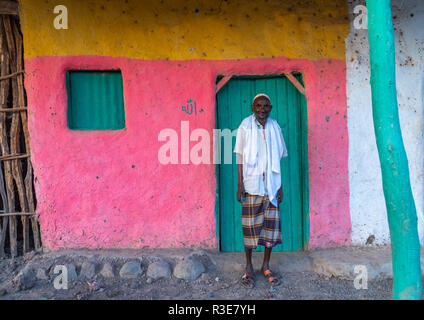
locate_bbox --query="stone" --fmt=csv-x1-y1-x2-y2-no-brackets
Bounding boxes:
173,257,205,281
190,250,216,271
0,288,6,297
66,263,78,281
119,260,143,278
100,262,115,278
13,267,35,290
80,261,96,279
36,268,49,280
146,260,172,281
65,263,78,281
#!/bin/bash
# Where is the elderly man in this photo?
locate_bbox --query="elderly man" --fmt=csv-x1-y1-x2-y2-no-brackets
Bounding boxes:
234,93,288,288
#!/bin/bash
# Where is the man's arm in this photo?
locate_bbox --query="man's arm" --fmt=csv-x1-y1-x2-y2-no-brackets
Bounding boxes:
234,126,245,204
237,160,245,203
277,187,283,206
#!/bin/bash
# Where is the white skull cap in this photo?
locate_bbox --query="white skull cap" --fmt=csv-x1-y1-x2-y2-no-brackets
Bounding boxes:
252,93,271,104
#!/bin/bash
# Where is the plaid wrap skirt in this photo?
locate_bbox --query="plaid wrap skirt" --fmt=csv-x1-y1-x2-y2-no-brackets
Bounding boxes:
242,193,282,249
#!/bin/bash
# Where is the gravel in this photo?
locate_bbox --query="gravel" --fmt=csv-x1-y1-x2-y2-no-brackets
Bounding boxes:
0,250,404,300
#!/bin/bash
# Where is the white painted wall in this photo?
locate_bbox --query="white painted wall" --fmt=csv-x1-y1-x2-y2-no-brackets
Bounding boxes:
346,0,424,245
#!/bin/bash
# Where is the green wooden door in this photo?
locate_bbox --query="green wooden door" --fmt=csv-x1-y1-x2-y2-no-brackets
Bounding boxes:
216,75,308,252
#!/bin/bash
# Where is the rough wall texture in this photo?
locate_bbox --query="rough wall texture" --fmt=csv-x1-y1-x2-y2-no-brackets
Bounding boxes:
19,0,351,250
346,0,424,245
20,0,348,60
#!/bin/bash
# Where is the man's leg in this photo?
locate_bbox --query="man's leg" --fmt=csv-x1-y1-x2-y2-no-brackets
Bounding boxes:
240,247,255,288
241,193,261,287
259,197,281,285
261,247,280,285
245,247,254,276
261,247,272,272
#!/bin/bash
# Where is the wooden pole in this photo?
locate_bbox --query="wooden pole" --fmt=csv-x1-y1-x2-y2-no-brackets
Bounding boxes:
12,18,41,251
367,0,423,300
0,15,41,257
0,16,16,257
3,15,22,256
0,16,7,257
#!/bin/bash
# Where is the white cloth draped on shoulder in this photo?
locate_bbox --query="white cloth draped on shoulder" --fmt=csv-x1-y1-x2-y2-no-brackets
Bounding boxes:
239,114,288,206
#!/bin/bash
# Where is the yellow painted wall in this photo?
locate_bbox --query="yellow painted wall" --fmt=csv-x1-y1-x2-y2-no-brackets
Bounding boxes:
19,0,349,60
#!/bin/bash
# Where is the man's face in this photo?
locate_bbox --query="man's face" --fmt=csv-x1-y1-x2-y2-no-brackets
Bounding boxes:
251,97,272,123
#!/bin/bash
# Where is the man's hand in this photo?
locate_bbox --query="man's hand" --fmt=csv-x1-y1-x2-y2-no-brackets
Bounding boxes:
277,187,284,206
237,182,246,204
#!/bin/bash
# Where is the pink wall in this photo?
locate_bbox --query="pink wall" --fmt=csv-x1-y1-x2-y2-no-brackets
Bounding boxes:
25,55,350,250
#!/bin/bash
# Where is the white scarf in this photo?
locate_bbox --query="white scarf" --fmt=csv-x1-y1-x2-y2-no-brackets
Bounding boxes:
243,114,288,205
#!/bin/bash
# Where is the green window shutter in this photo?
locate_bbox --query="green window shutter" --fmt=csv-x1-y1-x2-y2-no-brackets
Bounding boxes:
66,70,125,130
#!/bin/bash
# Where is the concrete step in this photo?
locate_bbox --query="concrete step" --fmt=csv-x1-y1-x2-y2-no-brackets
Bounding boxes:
309,246,424,280
210,246,424,280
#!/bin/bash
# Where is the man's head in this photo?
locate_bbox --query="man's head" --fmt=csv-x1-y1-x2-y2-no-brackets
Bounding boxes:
251,93,272,124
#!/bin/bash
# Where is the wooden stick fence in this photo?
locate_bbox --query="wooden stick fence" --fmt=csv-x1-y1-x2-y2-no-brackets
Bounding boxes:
0,13,41,258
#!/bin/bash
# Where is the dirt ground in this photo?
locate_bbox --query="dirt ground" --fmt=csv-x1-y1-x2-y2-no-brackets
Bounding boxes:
0,249,394,300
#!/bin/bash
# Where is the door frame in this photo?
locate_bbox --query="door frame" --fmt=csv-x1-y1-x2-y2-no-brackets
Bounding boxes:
214,73,310,252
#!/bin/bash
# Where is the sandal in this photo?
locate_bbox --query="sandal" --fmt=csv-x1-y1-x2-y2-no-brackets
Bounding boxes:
240,272,255,289
263,269,280,286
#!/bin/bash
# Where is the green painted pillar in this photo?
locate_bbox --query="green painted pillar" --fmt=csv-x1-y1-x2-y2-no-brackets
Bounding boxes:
367,0,422,300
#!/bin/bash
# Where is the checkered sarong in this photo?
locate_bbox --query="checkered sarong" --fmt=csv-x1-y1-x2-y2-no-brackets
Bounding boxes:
242,193,282,249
